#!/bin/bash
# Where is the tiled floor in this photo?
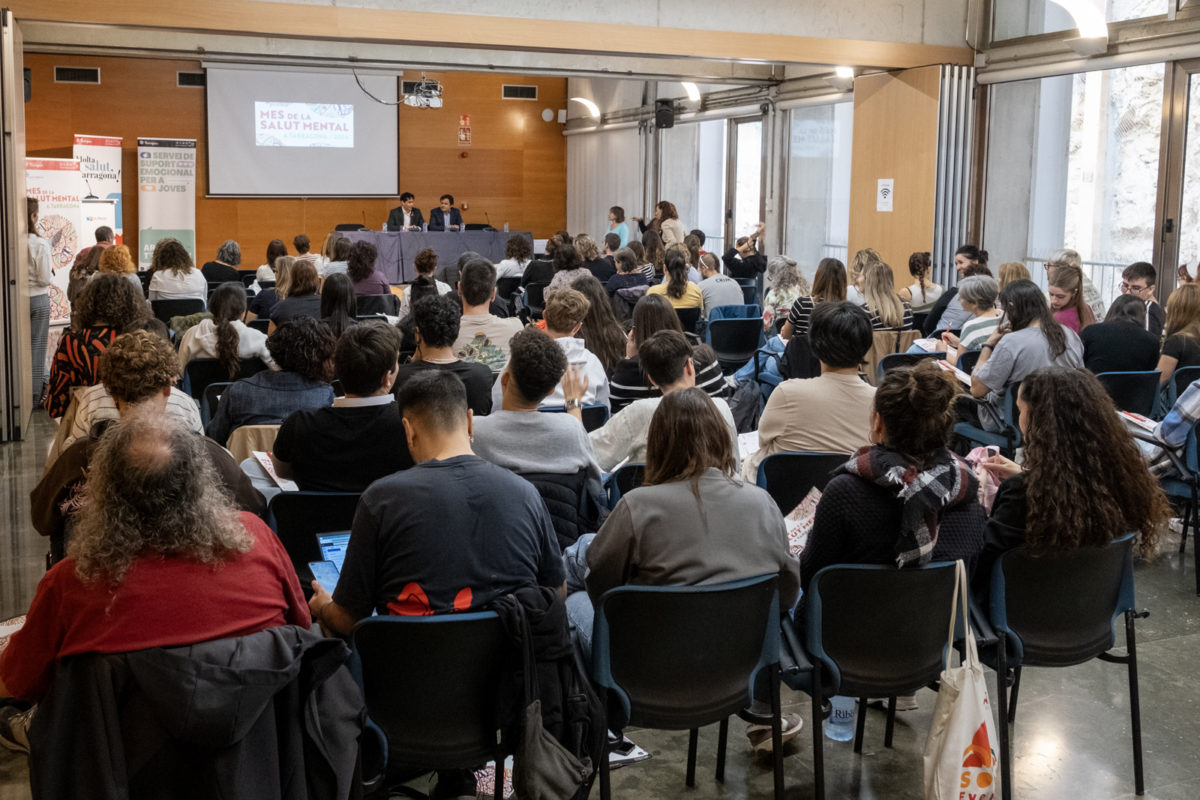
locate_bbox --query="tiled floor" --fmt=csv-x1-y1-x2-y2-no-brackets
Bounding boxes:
2,410,1200,797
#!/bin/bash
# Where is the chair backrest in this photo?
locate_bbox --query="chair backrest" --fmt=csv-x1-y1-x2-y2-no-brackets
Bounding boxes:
539,404,610,432
592,575,779,730
150,298,205,327
675,306,702,335
182,357,269,400
496,276,522,301
708,304,762,323
239,271,258,288
520,469,600,550
805,562,958,697
732,277,759,305
248,318,271,334
352,613,511,768
876,350,945,380
224,423,281,463
861,329,921,386
1172,365,1200,404
524,282,549,314
779,334,821,380
267,490,362,579
607,462,645,509
991,535,1134,666
201,381,232,430
957,349,982,375
1095,370,1161,417
356,293,400,316
755,451,848,515
708,318,763,372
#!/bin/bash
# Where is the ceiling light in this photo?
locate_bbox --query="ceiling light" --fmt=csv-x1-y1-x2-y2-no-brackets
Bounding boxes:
1050,0,1108,39
570,97,600,118
834,66,855,80
682,82,700,102
825,68,855,93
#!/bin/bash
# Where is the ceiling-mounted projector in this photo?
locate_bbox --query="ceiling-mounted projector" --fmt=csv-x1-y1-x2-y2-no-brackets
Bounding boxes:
404,76,444,108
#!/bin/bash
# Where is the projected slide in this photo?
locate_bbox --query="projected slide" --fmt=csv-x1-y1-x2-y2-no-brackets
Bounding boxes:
255,102,354,148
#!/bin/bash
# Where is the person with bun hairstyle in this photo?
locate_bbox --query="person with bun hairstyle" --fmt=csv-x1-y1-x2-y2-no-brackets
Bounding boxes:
897,251,944,313
921,245,990,336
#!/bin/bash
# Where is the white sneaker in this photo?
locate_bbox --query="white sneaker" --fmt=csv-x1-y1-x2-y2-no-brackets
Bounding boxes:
746,713,804,754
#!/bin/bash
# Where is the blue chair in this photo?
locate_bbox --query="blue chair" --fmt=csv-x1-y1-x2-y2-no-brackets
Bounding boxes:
755,451,847,516
973,535,1146,800
707,303,762,324
591,575,785,800
181,357,268,399
957,349,982,375
781,562,959,800
954,380,1022,457
1169,365,1200,413
1096,370,1161,417
876,350,945,381
351,613,510,800
1146,419,1200,591
605,462,645,509
733,277,759,306
539,403,610,432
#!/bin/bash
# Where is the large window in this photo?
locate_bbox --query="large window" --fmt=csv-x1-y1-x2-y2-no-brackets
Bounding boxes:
993,0,1170,44
659,120,727,251
783,103,853,270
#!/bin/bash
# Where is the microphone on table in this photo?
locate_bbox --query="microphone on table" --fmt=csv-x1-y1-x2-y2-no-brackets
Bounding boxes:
484,211,496,232
362,210,368,231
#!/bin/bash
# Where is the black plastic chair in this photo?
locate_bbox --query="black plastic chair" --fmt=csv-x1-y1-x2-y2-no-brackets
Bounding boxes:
201,381,232,430
974,535,1146,799
356,293,400,316
524,281,549,319
182,357,269,400
138,270,154,298
755,452,848,515
496,276,521,302
591,575,785,800
876,350,945,381
1171,365,1200,407
778,334,821,380
675,306,702,335
783,562,959,800
266,491,361,589
957,348,982,375
239,271,258,288
351,613,510,800
606,462,645,509
708,318,763,374
150,298,205,327
247,318,271,335
539,403,610,432
1147,418,1200,589
733,277,759,306
1096,370,1161,417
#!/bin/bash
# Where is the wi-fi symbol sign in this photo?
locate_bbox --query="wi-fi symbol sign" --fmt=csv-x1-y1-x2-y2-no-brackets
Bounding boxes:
879,186,891,199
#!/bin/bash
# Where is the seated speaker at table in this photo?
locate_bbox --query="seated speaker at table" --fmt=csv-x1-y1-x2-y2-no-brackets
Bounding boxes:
386,191,425,231
428,194,464,232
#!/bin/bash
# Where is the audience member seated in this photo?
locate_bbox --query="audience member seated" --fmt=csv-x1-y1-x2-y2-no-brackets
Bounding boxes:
179,282,274,373
32,332,266,555
647,248,703,310
570,273,626,376
246,255,293,322
1047,262,1095,335
682,235,704,284
201,240,243,284
1047,247,1107,322
398,248,453,319
590,330,737,471
922,245,990,335
3,412,306,721
67,238,106,316
743,302,876,480
962,279,1083,432
393,294,492,415
546,242,591,299
781,257,847,340
997,261,1031,289
801,361,985,598
699,252,745,319
605,247,649,300
206,317,336,445
268,259,322,333
610,294,728,412
320,236,353,279
347,239,391,296
975,367,1167,604
255,239,287,284
496,234,533,279
861,261,914,331
271,322,412,492
521,234,559,289
574,233,613,283
935,275,1000,367
761,255,807,330
148,237,207,302
474,327,604,504
293,233,323,271
97,243,141,291
721,222,768,279
844,247,878,308
453,257,524,372
897,251,944,313
602,232,621,267
1156,284,1200,388
46,274,158,418
319,272,358,338
1081,294,1160,375
639,230,664,283
1120,260,1165,338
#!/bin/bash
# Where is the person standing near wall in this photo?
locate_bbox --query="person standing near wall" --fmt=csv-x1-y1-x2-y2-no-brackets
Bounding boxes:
27,198,54,407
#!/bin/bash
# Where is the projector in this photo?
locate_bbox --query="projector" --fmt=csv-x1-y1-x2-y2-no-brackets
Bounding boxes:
403,77,444,108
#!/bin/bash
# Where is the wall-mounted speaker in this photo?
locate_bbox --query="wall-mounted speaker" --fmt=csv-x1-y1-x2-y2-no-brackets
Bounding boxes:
655,98,674,129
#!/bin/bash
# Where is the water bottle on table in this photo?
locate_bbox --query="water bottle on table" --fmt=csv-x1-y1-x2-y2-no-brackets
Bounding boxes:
825,695,856,741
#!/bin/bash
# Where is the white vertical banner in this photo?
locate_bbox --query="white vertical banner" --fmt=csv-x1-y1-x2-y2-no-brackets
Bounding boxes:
25,158,81,327
72,134,124,241
137,138,196,270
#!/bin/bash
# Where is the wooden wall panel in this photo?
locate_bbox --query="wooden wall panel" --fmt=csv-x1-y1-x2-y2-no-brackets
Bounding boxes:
23,54,566,265
847,65,942,282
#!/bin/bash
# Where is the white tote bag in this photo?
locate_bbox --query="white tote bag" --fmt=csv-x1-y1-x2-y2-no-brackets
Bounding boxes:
923,560,1001,800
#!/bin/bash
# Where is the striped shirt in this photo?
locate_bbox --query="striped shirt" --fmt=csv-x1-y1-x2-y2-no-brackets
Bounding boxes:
609,354,730,413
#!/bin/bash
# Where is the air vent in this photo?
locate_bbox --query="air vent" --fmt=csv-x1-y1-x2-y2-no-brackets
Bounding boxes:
401,80,421,95
54,66,100,84
502,84,537,100
177,71,205,88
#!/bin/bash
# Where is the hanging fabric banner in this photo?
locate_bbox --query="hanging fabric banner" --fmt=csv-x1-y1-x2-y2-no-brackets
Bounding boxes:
72,134,123,241
137,137,196,270
25,157,81,327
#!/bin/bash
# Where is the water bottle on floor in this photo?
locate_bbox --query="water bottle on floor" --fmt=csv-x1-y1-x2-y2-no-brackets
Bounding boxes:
825,695,856,741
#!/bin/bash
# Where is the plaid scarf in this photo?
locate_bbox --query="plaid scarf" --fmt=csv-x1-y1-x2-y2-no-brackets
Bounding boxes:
838,445,977,567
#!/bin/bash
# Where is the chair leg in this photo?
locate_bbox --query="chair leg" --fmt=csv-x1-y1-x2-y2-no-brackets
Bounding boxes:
1125,611,1146,795
884,696,897,748
1180,498,1193,554
997,633,1013,800
812,664,826,800
493,748,504,800
685,728,698,787
770,663,785,800
715,717,728,783
853,697,867,753
1008,667,1022,724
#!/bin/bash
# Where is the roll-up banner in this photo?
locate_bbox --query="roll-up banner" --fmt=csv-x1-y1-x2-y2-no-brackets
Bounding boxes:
137,138,196,270
25,158,80,328
72,134,123,241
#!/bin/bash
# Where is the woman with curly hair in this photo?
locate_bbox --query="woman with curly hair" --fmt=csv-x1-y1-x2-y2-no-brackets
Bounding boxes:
148,238,206,301
570,274,627,375
763,255,809,331
205,316,336,445
346,239,391,296
648,247,702,310
496,234,533,279
976,367,1167,601
179,282,274,376
45,274,155,418
97,244,141,290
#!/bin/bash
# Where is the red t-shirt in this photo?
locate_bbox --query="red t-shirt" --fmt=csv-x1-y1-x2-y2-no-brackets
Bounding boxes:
0,512,308,702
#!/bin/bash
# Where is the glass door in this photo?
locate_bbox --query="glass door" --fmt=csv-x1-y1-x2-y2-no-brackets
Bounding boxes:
725,117,765,249
1161,62,1200,292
